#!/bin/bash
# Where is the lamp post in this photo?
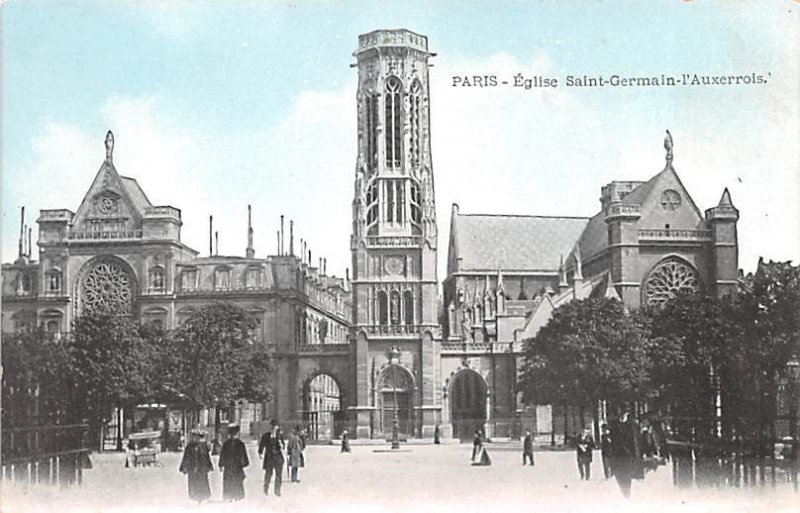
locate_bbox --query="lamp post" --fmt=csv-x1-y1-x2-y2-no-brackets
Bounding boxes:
786,356,799,491
391,363,400,450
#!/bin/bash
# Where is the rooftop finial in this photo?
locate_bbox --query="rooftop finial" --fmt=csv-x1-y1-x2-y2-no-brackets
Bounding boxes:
664,130,673,165
105,131,114,162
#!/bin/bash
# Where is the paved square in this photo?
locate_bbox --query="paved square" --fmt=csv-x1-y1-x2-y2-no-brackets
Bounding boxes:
3,442,798,513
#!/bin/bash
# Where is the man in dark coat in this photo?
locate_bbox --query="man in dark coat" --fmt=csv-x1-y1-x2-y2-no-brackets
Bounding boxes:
576,428,596,480
522,429,535,466
219,424,249,501
179,430,213,503
258,420,285,497
600,423,613,479
608,409,643,498
341,430,351,453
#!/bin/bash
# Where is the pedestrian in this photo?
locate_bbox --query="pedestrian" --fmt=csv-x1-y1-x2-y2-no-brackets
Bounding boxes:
600,423,613,479
434,424,441,445
178,429,213,503
341,430,351,453
471,430,491,466
608,407,643,498
576,428,595,480
258,420,285,497
522,429,535,466
218,424,249,501
287,426,305,483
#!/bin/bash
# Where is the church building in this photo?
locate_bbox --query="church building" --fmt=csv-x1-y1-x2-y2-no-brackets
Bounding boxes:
2,29,740,443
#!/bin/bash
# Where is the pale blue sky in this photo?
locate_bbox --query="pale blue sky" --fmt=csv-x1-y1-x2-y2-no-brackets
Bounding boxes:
3,0,799,278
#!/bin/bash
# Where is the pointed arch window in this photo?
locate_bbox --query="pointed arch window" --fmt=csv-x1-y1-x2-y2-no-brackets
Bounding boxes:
409,80,422,168
378,291,388,326
403,290,414,325
384,77,403,169
366,94,379,172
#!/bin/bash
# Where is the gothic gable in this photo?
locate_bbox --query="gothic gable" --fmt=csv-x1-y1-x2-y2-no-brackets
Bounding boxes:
632,166,706,231
71,158,149,235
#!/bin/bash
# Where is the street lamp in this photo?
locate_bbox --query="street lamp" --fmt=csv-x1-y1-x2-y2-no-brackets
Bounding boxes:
392,363,400,450
786,356,800,491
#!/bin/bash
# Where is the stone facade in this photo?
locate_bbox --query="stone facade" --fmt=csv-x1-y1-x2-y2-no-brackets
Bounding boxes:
349,29,443,439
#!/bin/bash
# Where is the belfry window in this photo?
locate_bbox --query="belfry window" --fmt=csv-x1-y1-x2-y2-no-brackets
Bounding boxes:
366,181,379,234
367,94,379,172
390,290,401,326
378,291,388,325
45,269,62,295
403,290,414,325
384,77,402,168
409,81,422,168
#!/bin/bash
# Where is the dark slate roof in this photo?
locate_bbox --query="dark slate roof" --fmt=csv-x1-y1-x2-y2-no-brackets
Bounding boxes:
576,211,607,262
453,214,589,272
120,176,153,212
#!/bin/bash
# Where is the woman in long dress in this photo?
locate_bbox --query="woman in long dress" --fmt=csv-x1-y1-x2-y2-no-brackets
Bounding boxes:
286,426,305,483
219,424,249,501
179,430,213,503
471,431,492,466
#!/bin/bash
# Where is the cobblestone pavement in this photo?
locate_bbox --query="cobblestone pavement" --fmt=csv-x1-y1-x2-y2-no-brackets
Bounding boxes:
3,442,798,513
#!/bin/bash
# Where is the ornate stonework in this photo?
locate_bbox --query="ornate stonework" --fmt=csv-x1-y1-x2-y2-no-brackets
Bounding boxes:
80,259,134,313
643,258,700,306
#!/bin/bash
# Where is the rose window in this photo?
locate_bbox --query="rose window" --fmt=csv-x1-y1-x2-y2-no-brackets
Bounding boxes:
644,258,700,306
81,260,133,313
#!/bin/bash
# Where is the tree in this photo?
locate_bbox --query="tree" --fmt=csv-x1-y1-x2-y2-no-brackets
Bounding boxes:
1,327,71,426
167,303,273,439
726,259,800,442
69,312,150,448
520,298,652,428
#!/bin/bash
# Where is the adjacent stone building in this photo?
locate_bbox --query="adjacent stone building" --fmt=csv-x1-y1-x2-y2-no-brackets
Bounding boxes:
2,132,352,442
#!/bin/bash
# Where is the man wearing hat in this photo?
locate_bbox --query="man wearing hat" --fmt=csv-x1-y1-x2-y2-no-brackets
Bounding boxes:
179,429,213,503
219,424,249,501
258,420,285,497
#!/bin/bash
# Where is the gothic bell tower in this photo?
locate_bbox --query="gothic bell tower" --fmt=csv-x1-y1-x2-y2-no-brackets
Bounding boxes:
349,29,442,439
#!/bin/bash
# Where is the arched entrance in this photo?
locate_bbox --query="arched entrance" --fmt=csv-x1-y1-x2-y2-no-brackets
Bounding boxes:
302,373,342,441
450,369,488,440
377,364,414,439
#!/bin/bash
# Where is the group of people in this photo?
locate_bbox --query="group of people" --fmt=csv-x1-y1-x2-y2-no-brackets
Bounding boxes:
178,420,307,503
564,410,668,497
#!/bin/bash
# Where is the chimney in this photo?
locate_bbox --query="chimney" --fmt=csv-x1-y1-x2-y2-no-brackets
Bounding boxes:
280,215,285,256
209,215,213,257
323,258,327,275
246,205,255,258
27,227,32,258
276,230,280,255
18,207,24,259
289,220,294,256
215,231,219,256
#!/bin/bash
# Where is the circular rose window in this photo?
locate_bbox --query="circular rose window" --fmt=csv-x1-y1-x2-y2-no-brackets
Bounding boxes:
80,259,134,314
644,258,700,306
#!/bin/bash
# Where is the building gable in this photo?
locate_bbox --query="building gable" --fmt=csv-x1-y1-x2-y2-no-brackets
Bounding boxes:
634,166,706,231
71,153,150,235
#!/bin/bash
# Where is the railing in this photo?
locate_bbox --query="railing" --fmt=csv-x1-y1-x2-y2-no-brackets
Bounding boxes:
38,209,73,222
441,341,493,353
68,230,143,240
604,203,641,219
363,325,423,336
358,30,428,52
638,229,712,240
1,424,91,487
365,236,423,248
297,343,351,354
144,206,181,219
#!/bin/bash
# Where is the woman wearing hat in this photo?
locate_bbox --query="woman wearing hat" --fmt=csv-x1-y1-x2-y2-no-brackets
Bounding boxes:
179,429,214,503
219,424,249,501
